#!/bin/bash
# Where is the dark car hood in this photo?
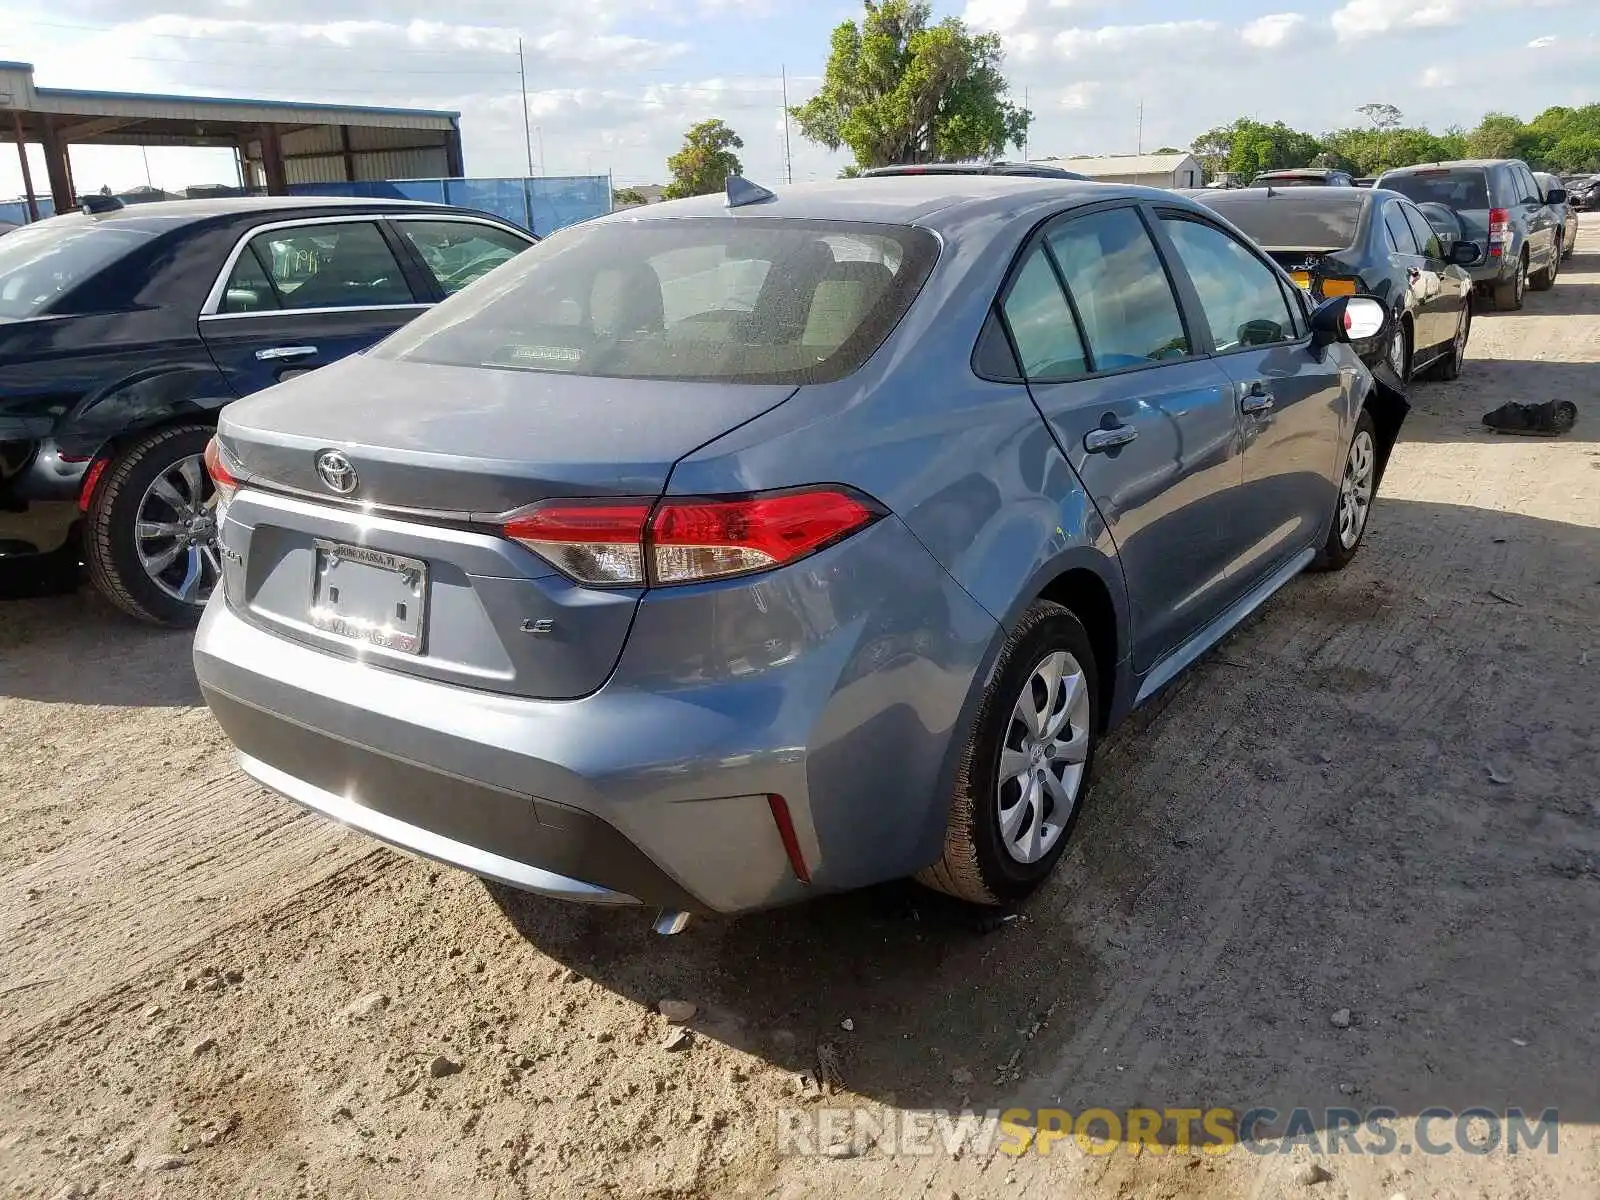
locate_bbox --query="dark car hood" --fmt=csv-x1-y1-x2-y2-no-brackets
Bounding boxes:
218,353,799,514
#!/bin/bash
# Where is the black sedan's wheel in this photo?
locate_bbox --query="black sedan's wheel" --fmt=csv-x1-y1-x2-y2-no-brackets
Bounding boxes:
917,600,1099,906
1430,301,1471,381
85,425,222,627
1385,318,1411,384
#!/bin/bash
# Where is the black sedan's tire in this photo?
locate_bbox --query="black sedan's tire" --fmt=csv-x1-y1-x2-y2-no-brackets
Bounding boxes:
85,424,221,628
918,601,1099,907
1429,301,1471,382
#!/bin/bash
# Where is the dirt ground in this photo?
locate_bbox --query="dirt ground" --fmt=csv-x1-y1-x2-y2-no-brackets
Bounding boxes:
3,218,1597,1200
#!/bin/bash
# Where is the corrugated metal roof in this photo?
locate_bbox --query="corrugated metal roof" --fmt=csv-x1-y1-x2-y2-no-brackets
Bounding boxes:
1037,154,1198,178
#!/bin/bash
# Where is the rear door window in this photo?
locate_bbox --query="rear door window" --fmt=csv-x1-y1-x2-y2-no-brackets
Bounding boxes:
392,219,532,296
220,221,415,313
376,217,938,384
1159,215,1297,352
1400,203,1443,259
1043,207,1190,370
999,246,1087,379
1383,203,1421,254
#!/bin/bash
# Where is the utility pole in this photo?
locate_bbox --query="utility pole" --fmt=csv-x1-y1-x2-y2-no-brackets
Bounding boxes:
537,126,545,177
781,66,793,185
1136,99,1144,156
517,37,534,177
1023,86,1030,162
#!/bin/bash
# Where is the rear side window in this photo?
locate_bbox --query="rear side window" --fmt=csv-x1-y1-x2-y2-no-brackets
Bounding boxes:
0,219,153,320
999,247,1087,379
393,219,531,296
221,221,414,313
1382,170,1489,209
1159,217,1296,352
1400,204,1443,258
1383,204,1421,254
1044,208,1190,370
377,218,937,384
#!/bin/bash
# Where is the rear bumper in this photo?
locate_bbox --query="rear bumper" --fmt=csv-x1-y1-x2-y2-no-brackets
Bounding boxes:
193,515,999,915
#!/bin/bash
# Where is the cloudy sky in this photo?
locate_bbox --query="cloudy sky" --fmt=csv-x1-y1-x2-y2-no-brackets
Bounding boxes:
1,0,1595,197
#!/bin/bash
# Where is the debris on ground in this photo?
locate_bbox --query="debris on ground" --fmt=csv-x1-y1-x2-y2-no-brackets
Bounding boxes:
1330,1009,1352,1029
658,999,697,1024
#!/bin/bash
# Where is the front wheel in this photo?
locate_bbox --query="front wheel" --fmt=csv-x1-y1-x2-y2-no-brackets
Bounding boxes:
1529,244,1557,291
1491,256,1526,311
1311,409,1379,573
917,601,1099,906
84,425,222,627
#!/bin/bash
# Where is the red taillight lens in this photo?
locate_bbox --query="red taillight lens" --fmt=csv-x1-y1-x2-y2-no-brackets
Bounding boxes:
203,436,240,523
1488,207,1509,256
650,489,878,584
502,487,880,587
504,501,652,585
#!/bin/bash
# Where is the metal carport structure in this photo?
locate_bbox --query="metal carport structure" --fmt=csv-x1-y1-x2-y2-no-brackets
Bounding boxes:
2,61,464,220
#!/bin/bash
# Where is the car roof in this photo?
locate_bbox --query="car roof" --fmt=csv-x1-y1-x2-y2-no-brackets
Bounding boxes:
1183,185,1371,209
1379,159,1516,175
1255,167,1343,177
34,195,468,235
596,175,1166,231
862,162,1089,181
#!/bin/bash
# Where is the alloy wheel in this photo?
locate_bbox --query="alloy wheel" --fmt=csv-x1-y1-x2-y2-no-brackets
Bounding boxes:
135,453,221,606
1386,325,1407,379
997,649,1092,864
1338,429,1376,550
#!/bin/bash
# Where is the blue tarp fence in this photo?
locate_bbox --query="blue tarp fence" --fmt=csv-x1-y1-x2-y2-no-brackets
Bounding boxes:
286,176,611,236
0,197,57,225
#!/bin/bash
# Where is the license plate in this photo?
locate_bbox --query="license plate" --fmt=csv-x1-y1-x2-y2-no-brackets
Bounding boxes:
309,540,427,655
1289,270,1312,291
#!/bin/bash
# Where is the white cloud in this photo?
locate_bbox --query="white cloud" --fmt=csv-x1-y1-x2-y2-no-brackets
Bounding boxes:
1332,0,1462,41
1053,21,1221,60
1526,35,1556,49
1419,66,1454,88
1241,13,1306,50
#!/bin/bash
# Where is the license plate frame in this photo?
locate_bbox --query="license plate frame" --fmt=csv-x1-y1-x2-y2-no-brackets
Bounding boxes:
309,539,428,655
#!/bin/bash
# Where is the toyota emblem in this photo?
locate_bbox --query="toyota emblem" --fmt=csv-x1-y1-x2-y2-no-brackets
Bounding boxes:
315,449,358,495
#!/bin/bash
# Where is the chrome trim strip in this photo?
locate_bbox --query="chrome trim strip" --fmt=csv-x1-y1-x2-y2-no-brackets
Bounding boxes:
1134,545,1317,706
238,752,640,905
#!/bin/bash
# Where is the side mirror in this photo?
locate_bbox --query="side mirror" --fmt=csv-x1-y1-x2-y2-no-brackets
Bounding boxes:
1309,294,1388,349
1450,241,1484,266
1545,188,1568,205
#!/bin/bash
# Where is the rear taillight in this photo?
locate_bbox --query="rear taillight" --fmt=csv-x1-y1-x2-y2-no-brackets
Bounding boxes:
1488,207,1509,257
1318,277,1359,299
503,487,881,587
204,436,241,523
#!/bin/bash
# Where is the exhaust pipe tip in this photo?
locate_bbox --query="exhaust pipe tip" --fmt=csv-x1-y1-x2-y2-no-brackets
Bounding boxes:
652,909,692,936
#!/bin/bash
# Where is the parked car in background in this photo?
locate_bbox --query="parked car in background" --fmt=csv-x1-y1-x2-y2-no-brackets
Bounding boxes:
862,162,1090,180
1567,176,1598,210
194,175,1403,924
1354,178,1377,189
0,196,536,625
1251,168,1356,188
1376,160,1563,310
1535,171,1579,260
1183,186,1476,384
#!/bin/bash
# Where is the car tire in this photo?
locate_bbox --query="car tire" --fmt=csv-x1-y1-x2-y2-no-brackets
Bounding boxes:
1529,245,1557,291
84,424,221,628
1310,409,1380,573
1491,254,1526,311
917,600,1099,907
1385,317,1411,384
1429,301,1471,382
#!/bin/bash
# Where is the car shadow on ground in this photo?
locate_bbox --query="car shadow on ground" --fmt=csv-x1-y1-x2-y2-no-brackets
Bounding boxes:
491,496,1599,1143
0,581,202,707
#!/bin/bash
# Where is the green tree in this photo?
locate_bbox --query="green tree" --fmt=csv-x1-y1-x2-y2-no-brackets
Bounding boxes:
790,0,1030,171
1358,102,1404,131
1524,104,1600,171
612,187,647,207
1465,113,1534,162
662,119,745,200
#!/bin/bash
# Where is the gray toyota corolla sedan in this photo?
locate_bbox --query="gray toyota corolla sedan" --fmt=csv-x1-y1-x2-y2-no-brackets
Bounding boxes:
194,175,1400,926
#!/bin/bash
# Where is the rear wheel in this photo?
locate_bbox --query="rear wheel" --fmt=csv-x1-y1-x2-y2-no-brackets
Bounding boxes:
1491,254,1527,311
917,601,1099,906
1384,317,1411,384
1429,301,1471,381
1311,409,1379,572
84,425,222,627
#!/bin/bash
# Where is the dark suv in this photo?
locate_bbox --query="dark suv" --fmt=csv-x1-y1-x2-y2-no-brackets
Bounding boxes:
1376,160,1564,310
1251,168,1356,188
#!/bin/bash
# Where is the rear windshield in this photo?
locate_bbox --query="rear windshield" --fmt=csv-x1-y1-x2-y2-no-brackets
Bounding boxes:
0,218,153,320
1253,175,1333,188
1206,199,1361,251
376,217,939,384
1381,170,1489,209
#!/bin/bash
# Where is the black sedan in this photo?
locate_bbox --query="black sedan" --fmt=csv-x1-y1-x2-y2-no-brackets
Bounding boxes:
1182,186,1478,385
0,196,535,625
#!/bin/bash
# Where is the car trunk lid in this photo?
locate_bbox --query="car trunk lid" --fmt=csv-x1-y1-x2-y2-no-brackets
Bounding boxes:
215,355,797,699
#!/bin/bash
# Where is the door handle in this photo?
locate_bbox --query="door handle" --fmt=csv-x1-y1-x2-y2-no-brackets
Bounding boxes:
1240,382,1275,415
255,345,318,362
1083,425,1138,453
